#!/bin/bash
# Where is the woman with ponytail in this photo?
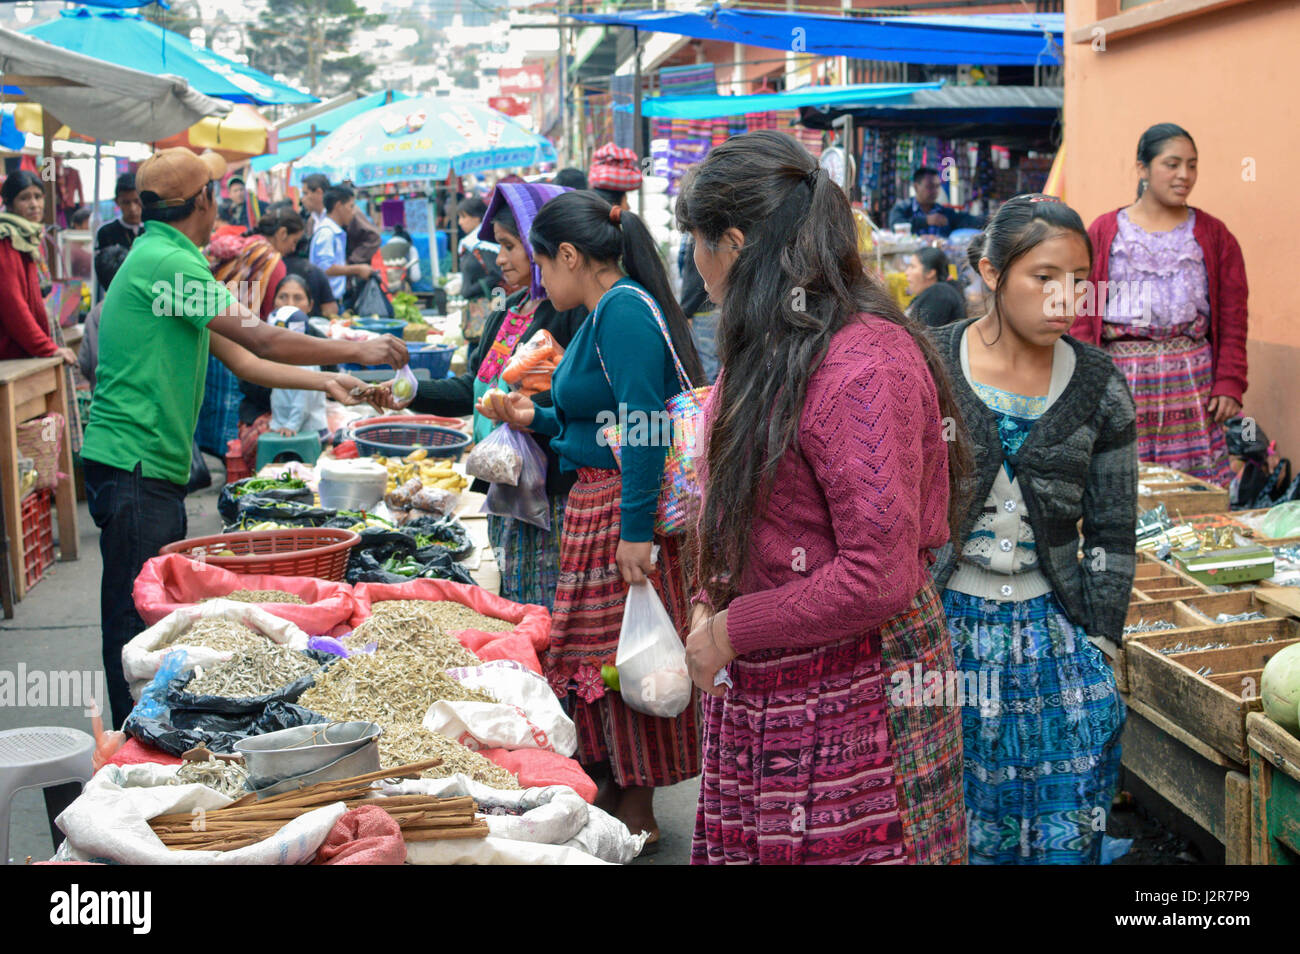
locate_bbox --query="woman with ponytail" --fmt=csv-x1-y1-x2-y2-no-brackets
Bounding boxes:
933,194,1136,864
477,189,705,845
675,129,969,865
1069,123,1247,486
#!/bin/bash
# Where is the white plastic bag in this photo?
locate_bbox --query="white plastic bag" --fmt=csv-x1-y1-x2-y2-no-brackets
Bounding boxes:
615,581,691,718
464,423,526,486
429,659,578,756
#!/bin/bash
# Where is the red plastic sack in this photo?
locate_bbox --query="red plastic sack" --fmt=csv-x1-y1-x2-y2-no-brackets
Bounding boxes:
313,805,407,865
104,738,181,769
479,747,597,804
351,579,551,673
134,554,359,638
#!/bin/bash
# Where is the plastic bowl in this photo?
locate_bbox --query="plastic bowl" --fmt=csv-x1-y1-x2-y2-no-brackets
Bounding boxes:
353,317,406,335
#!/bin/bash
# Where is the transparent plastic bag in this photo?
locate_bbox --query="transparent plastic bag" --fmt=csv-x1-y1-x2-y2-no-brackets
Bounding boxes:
615,579,691,718
502,330,564,397
465,423,526,486
390,365,418,408
482,430,551,530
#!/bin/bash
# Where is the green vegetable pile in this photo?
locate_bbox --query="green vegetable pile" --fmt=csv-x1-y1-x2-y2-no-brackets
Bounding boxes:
392,292,423,324
229,473,307,499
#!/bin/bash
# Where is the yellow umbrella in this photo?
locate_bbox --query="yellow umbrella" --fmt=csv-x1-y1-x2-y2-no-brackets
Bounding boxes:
153,103,275,160
12,103,92,141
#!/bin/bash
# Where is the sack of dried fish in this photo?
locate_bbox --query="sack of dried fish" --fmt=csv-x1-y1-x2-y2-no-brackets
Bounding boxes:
123,603,310,703
378,722,520,790
207,589,308,605
172,759,250,799
182,644,324,700
298,644,498,725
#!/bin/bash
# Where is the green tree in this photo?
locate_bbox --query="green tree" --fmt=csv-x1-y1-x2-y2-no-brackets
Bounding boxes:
248,0,385,97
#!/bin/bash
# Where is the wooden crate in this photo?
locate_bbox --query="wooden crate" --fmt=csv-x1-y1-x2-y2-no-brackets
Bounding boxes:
1119,599,1216,693
1177,590,1293,624
1135,551,1213,593
1255,584,1300,619
1137,476,1230,517
1126,618,1300,764
1247,712,1300,864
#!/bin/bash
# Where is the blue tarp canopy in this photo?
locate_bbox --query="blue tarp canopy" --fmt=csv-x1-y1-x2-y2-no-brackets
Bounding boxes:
25,9,316,105
800,85,1064,135
0,0,166,7
625,81,941,120
568,10,1063,66
250,90,411,172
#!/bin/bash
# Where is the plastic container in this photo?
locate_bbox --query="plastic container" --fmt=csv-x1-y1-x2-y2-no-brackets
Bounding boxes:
20,489,55,589
159,528,360,581
353,317,406,335
346,414,470,437
407,342,455,378
353,422,471,461
317,458,389,511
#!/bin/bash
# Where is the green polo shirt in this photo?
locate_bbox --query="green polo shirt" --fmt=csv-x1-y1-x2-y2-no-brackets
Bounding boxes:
82,221,235,486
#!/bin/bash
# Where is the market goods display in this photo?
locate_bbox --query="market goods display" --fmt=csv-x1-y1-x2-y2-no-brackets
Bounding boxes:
147,760,488,851
218,474,314,524
184,644,322,699
378,723,520,789
173,759,250,799
364,598,514,637
377,451,468,496
344,521,475,585
159,617,271,655
212,589,307,605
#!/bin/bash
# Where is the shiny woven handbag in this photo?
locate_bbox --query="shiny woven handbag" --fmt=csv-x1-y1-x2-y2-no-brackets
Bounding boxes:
594,286,710,536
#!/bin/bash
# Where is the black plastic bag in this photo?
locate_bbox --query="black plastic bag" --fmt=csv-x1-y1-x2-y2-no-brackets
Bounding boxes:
225,498,338,531
125,702,327,757
352,274,394,319
345,547,474,586
187,441,212,494
218,477,314,523
405,513,474,561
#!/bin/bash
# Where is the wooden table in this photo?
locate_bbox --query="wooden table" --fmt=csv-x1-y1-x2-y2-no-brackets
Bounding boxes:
0,356,80,607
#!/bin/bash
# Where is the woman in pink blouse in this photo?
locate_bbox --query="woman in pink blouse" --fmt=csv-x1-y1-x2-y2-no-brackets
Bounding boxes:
677,130,970,865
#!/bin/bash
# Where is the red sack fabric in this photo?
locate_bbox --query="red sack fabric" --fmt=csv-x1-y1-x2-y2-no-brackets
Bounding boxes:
134,554,359,637
313,805,407,865
479,747,597,804
351,580,551,673
105,738,182,769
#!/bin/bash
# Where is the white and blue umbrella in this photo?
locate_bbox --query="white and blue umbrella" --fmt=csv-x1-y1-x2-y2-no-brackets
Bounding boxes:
293,97,557,187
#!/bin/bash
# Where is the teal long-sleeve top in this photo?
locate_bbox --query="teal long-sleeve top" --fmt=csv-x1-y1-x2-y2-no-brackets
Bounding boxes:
531,279,683,542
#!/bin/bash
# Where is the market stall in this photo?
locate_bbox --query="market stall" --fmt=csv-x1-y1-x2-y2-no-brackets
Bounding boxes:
1094,466,1300,864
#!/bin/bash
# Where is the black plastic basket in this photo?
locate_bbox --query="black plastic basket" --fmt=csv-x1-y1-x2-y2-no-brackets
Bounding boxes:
352,422,472,460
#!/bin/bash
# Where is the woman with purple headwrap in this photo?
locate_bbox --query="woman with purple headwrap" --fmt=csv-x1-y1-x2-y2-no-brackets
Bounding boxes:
410,182,588,607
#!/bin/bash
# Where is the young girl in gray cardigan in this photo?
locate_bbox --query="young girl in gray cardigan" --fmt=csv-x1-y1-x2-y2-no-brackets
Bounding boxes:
929,194,1138,864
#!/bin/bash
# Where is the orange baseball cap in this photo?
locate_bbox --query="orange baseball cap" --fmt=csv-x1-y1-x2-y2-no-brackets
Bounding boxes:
137,148,227,208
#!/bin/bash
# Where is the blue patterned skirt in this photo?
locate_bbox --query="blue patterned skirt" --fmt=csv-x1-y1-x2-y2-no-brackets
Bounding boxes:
196,356,242,457
941,589,1125,865
485,495,566,609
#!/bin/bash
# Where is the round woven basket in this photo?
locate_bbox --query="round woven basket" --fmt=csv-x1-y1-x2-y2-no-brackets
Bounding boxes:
159,528,360,581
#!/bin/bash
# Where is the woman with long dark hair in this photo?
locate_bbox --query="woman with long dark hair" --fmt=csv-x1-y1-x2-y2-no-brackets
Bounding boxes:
676,129,969,865
1069,123,1247,486
477,189,704,847
905,246,967,328
934,195,1136,863
412,183,587,608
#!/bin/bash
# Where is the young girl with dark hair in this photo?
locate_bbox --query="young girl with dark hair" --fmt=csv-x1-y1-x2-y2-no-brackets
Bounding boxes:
412,183,587,608
676,129,970,865
934,194,1137,864
905,246,967,329
477,189,704,846
1069,123,1247,486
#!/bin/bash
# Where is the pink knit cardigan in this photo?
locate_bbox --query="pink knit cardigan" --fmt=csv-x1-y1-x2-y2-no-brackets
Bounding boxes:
703,314,951,655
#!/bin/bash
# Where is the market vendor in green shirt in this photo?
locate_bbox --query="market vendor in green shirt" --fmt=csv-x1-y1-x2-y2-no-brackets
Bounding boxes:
81,147,409,728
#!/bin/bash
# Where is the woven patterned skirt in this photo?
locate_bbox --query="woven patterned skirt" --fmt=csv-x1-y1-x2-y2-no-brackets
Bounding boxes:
544,467,701,788
1105,334,1233,486
942,589,1125,865
485,496,566,610
692,583,966,865
196,356,242,458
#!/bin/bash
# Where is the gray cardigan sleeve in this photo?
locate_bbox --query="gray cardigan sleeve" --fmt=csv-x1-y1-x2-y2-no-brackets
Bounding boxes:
1080,371,1139,641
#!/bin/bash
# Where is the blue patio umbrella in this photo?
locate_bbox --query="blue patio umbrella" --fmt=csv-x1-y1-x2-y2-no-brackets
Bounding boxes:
293,97,557,187
25,8,316,106
250,90,411,173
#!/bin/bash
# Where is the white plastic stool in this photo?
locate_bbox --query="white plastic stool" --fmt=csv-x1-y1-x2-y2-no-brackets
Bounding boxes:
0,727,94,864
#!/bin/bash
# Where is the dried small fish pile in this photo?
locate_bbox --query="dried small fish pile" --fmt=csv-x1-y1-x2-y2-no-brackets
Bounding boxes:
1123,619,1180,636
379,722,520,789
1214,611,1267,623
184,644,320,698
213,589,307,605
160,617,271,654
298,644,497,724
368,599,515,636
173,760,249,799
345,619,480,670
149,759,488,851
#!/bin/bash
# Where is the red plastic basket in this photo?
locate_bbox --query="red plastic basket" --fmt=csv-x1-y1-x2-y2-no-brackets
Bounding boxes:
347,414,469,435
158,528,360,581
224,438,253,485
20,489,55,589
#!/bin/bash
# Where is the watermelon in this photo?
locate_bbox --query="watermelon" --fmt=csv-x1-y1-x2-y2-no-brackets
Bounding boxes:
1261,642,1300,736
